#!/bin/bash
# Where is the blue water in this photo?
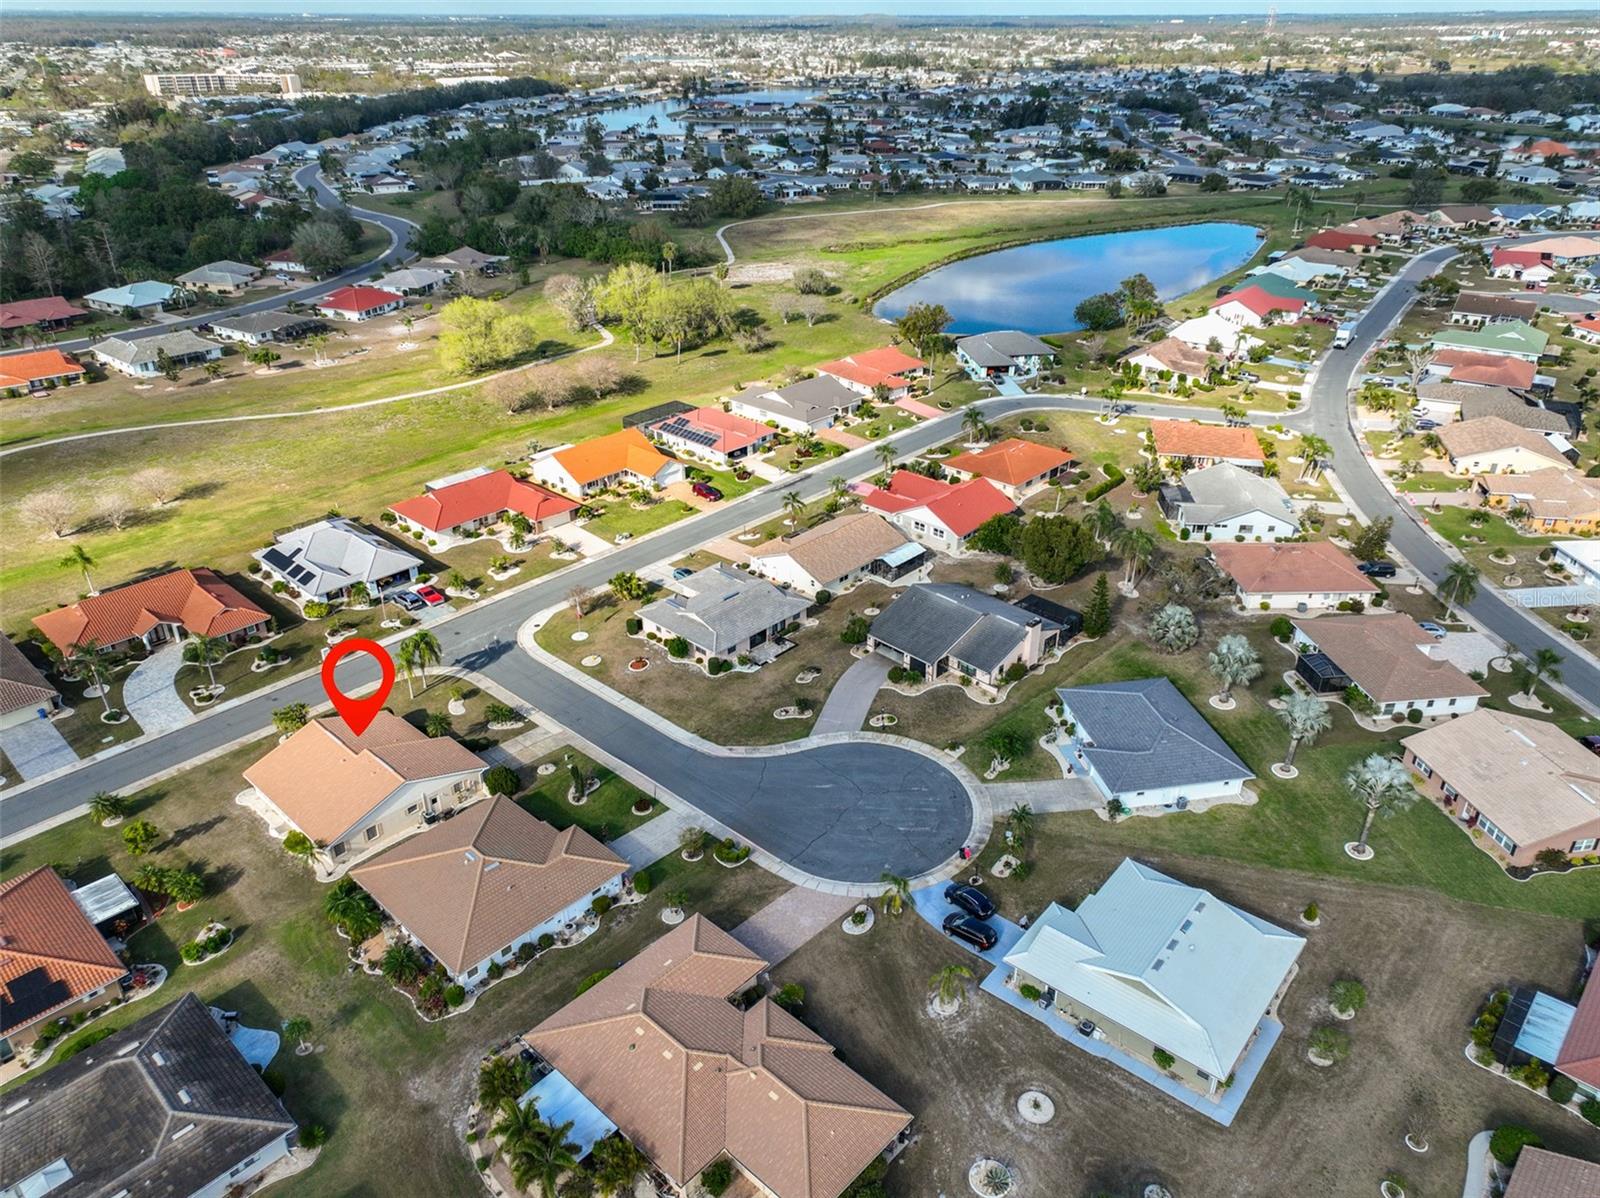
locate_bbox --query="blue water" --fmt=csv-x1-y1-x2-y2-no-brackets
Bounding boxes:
587,88,818,133
873,222,1262,336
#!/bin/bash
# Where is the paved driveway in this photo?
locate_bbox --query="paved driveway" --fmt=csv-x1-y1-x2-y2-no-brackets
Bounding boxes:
813,652,891,736
121,646,195,736
0,718,78,781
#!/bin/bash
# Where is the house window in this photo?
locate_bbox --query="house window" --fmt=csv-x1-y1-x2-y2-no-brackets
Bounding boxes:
364,825,380,841
501,944,514,957
1573,838,1598,853
467,966,479,979
406,804,419,815
1412,756,1432,777
1238,524,1253,533
1442,783,1458,801
1477,816,1517,855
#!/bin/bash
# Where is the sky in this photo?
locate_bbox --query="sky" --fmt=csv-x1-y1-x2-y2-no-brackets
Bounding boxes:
3,0,1593,16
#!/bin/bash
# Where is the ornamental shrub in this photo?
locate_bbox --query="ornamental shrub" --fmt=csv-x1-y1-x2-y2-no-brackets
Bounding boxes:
632,872,652,896
591,895,614,916
1548,1073,1577,1104
1489,1125,1541,1166
444,984,466,1008
1019,983,1042,1002
625,617,642,635
1152,1048,1176,1071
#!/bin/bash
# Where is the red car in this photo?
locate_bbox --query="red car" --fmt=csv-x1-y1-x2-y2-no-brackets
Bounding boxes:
691,481,723,501
414,584,447,607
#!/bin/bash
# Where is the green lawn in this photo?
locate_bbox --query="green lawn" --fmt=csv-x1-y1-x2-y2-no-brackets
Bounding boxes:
582,496,700,544
513,747,662,844
1396,473,1471,493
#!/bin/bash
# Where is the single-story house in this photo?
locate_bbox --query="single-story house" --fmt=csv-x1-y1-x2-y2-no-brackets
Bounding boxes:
1125,335,1215,382
209,310,323,346
1056,677,1254,809
943,437,1076,501
726,375,862,433
637,564,810,659
1555,982,1600,1099
0,636,61,729
1574,316,1600,347
1165,313,1262,357
814,345,928,400
1004,858,1303,1098
1490,247,1554,282
1158,463,1299,542
389,465,578,541
860,469,1016,555
420,245,508,275
0,993,296,1192
1210,540,1377,610
867,583,1063,692
81,280,177,317
1550,540,1600,590
254,517,421,602
352,796,626,986
1305,229,1379,254
1432,320,1549,364
0,867,129,1061
1210,284,1307,327
1150,419,1266,471
262,247,311,274
315,284,404,322
174,259,260,294
1435,416,1571,475
0,296,88,334
1453,388,1574,436
1477,467,1600,534
748,511,922,597
1430,349,1538,390
1290,614,1486,718
373,267,449,296
0,348,86,396
33,567,268,657
645,405,775,467
1449,292,1541,327
243,713,486,869
93,329,222,377
955,330,1056,380
524,916,911,1198
1402,708,1600,867
531,428,686,496
1503,1149,1600,1198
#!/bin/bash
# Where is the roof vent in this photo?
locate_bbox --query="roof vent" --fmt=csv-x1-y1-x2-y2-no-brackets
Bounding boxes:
3,1098,31,1114
464,850,478,864
151,1051,167,1066
484,860,501,872
171,1123,197,1142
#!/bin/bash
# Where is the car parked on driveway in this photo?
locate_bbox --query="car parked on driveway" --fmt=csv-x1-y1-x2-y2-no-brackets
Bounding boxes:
1417,621,1446,639
942,912,999,951
1357,560,1397,578
691,481,723,501
414,584,447,607
391,590,424,612
944,883,995,920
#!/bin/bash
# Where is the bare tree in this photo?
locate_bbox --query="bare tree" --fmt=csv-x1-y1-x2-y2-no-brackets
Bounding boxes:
1403,347,1435,393
795,296,827,327
544,274,597,332
131,467,181,506
567,584,589,617
773,296,800,325
572,354,622,398
94,490,135,531
20,232,58,296
18,488,79,538
483,369,534,412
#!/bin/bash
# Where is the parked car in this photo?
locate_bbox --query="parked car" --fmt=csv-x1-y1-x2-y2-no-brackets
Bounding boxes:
414,584,447,607
942,912,999,951
1357,560,1397,578
1580,735,1600,757
1417,418,1440,431
672,567,693,580
391,590,424,612
1237,370,1261,383
944,883,996,920
1417,621,1446,640
691,481,723,501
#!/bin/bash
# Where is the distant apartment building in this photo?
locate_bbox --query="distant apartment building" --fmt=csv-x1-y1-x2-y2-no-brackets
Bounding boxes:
143,72,302,98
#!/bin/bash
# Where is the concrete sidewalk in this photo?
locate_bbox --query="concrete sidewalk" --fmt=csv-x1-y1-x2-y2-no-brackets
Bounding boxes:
609,807,697,871
732,886,857,967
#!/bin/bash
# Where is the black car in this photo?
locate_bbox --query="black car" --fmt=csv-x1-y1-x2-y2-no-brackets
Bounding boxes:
1581,735,1600,757
942,912,999,951
1357,560,1397,579
944,882,996,920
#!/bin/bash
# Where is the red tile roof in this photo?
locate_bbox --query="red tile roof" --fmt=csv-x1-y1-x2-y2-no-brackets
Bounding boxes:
1555,967,1600,1088
0,349,86,390
0,296,88,329
945,437,1075,486
861,470,1015,536
0,868,127,1036
816,345,927,390
1491,247,1548,269
390,468,578,532
1432,349,1537,389
1151,419,1266,462
1305,230,1379,251
651,405,772,454
1211,285,1306,319
32,568,269,655
1210,541,1377,596
319,285,402,313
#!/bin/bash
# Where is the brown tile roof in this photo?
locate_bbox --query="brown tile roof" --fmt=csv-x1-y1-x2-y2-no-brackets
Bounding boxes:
351,796,624,975
32,568,268,656
1453,292,1539,322
1436,416,1568,467
750,512,910,588
944,437,1076,487
1209,541,1376,596
1150,419,1265,463
1292,614,1487,704
1503,1148,1600,1198
0,868,127,1036
0,636,59,718
1433,349,1537,389
1130,336,1212,377
1556,965,1600,1089
1477,467,1600,523
525,916,910,1198
243,713,485,845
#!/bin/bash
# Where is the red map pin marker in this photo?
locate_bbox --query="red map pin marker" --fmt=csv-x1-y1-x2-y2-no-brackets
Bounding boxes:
321,638,396,736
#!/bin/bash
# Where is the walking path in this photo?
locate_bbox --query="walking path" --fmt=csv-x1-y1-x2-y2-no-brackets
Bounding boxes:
121,646,195,736
1460,1130,1493,1198
731,886,857,967
813,653,891,736
479,724,564,771
0,719,78,781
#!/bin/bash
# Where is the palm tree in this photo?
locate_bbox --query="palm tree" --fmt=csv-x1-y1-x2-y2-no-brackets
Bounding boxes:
88,791,129,825
1114,526,1157,589
492,1099,544,1160
879,871,910,917
961,405,987,443
829,475,849,505
1206,633,1262,703
779,490,805,527
381,940,425,985
307,332,330,364
1344,753,1416,857
424,711,452,738
399,629,441,696
1277,693,1332,768
73,640,114,715
1006,802,1034,846
1440,561,1478,622
478,1054,531,1118
1218,401,1245,427
663,888,689,920
61,543,96,594
203,361,224,383
187,633,227,692
874,441,897,479
515,1118,580,1198
323,878,381,941
929,963,974,1009
660,241,677,275
589,1135,649,1197
1298,434,1332,482
1518,647,1563,699
1089,498,1121,549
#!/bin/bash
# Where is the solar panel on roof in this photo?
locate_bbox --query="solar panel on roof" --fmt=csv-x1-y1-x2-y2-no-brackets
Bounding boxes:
261,548,295,571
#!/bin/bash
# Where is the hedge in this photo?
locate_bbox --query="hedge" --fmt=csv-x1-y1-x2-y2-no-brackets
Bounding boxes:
1083,463,1126,502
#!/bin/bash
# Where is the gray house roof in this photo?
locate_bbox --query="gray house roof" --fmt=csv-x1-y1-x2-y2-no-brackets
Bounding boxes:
1057,677,1254,795
92,329,220,368
955,330,1056,368
211,310,319,338
1159,463,1297,529
0,992,295,1198
253,517,421,600
174,259,258,287
731,375,860,426
639,564,808,655
868,583,1056,674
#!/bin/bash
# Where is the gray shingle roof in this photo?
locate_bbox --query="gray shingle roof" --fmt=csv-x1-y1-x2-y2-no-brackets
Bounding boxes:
732,375,860,424
254,517,421,600
868,583,1056,674
1159,463,1297,528
92,330,220,367
639,564,809,654
1057,677,1254,794
955,330,1056,368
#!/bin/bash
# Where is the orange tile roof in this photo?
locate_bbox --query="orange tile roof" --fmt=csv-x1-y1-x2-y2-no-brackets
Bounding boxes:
0,349,86,389
0,868,127,1036
389,468,577,532
1432,350,1537,389
32,568,268,656
526,916,910,1198
1555,974,1600,1089
815,345,926,390
0,636,58,717
861,470,1016,536
243,713,485,845
352,796,625,975
0,296,87,329
944,437,1075,486
1210,541,1376,596
551,427,676,487
1151,419,1266,462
